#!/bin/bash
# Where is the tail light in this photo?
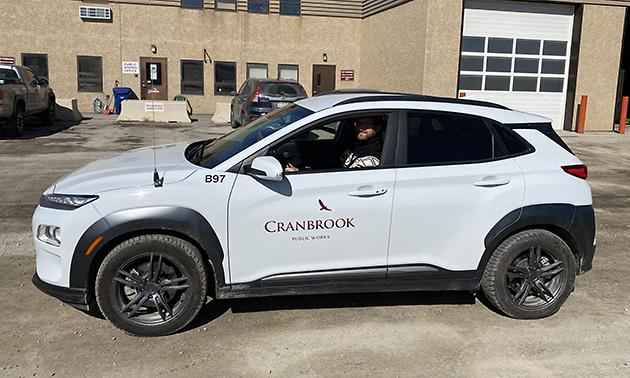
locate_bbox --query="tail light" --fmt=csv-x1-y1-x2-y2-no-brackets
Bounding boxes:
562,164,588,180
251,84,260,102
0,89,3,102
299,84,308,98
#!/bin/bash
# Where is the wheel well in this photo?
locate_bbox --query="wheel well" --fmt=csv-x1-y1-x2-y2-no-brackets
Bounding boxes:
485,224,581,273
15,99,25,111
86,229,218,303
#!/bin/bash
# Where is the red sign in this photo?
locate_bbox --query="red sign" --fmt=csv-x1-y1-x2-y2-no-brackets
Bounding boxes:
341,70,354,81
0,56,16,65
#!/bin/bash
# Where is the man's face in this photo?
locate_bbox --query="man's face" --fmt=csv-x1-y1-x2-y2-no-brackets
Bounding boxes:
355,117,381,141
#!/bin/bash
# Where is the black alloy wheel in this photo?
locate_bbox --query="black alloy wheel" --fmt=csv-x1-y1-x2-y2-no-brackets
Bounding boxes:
41,100,55,125
482,229,576,319
96,235,207,336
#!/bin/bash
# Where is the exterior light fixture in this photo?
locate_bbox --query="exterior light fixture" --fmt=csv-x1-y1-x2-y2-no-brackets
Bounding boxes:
323,53,327,62
151,44,157,54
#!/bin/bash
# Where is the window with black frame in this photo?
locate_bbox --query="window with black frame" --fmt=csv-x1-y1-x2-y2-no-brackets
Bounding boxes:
181,60,204,94
77,56,102,92
280,0,300,15
215,0,236,11
181,0,203,8
248,0,269,13
215,61,236,95
280,0,301,16
22,54,48,80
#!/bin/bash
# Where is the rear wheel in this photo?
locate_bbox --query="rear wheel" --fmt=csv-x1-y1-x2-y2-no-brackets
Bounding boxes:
481,229,576,319
95,235,207,336
7,106,25,137
40,99,55,125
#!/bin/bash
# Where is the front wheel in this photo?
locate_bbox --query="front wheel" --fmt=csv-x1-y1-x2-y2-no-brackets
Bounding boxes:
95,235,208,336
40,99,55,125
481,229,576,319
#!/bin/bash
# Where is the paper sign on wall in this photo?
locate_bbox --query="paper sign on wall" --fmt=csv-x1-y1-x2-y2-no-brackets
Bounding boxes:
150,64,158,80
122,61,139,74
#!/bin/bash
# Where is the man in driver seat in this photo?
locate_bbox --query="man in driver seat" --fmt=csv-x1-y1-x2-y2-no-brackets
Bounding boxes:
340,116,384,168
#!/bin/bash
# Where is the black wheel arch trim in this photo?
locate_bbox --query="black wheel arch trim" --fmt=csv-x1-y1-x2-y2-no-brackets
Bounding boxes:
478,203,596,279
69,206,226,296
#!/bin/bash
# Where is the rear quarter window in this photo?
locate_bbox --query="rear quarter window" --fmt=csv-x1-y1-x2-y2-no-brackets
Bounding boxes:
492,122,533,156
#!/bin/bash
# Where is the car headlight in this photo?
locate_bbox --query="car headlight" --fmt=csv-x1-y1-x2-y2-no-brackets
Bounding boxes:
37,225,61,247
43,194,99,209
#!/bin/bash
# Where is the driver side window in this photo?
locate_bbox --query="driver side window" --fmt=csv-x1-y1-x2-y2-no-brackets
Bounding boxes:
269,114,388,173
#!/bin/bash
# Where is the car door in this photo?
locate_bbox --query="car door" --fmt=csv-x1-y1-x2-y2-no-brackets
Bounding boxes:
233,80,253,124
227,112,397,286
20,67,43,113
387,110,525,277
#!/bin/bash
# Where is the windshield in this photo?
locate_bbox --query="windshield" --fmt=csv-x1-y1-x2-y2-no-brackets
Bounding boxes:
192,104,314,169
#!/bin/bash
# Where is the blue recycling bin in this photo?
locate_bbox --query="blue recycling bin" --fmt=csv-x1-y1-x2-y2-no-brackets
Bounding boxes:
112,87,132,115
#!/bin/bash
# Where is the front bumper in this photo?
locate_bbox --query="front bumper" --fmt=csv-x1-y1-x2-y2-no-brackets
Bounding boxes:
32,273,89,311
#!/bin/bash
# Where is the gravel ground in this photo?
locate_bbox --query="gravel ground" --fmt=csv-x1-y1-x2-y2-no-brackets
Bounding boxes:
0,115,629,377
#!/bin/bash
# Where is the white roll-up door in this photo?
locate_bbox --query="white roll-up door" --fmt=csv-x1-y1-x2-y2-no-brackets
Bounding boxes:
459,0,575,129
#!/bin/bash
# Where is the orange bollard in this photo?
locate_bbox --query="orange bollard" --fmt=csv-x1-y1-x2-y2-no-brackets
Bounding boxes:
620,96,628,134
577,95,587,134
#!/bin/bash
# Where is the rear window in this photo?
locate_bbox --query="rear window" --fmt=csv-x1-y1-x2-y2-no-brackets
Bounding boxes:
260,82,304,97
0,68,19,81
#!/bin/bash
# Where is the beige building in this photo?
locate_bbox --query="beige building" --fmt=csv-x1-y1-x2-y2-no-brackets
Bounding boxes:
2,0,629,131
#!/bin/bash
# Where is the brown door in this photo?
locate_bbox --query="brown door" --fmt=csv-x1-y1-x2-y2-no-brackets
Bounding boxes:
312,64,336,96
140,57,168,100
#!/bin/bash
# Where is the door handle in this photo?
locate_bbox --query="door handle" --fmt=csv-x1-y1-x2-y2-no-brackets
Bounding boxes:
347,187,388,197
473,176,510,187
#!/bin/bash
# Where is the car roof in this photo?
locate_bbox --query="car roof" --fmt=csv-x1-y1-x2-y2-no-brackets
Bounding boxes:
251,78,300,84
295,91,551,124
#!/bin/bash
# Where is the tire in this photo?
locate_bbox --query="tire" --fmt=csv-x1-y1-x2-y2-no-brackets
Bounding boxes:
7,106,25,137
95,235,208,336
40,99,55,126
481,229,576,319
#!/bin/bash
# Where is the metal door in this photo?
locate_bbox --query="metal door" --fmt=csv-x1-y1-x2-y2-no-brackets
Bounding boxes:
312,65,336,96
140,57,168,100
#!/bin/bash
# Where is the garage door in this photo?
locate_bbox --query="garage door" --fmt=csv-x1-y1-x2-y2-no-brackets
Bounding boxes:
458,0,575,129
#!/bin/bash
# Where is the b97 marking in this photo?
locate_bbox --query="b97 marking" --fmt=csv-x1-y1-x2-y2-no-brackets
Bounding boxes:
205,175,226,183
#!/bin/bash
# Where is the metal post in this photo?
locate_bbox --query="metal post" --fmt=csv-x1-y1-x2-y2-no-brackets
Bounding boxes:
620,96,628,134
577,95,587,134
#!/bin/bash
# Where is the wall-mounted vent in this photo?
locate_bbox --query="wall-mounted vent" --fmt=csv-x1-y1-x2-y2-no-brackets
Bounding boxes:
79,6,111,20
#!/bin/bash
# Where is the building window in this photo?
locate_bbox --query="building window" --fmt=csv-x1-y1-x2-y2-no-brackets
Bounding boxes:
181,0,203,8
215,0,236,11
181,60,204,95
280,0,300,15
278,64,299,81
247,63,268,79
458,36,568,93
21,54,48,80
77,56,102,92
248,0,269,13
215,61,236,95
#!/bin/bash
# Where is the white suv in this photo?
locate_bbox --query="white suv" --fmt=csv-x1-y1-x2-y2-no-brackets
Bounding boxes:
32,92,596,336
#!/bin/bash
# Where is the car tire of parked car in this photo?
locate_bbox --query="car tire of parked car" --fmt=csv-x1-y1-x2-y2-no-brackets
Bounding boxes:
95,234,208,337
40,99,55,126
481,229,576,319
7,105,25,137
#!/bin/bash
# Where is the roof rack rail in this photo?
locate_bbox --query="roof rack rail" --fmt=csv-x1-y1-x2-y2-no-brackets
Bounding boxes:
333,92,511,110
315,89,382,97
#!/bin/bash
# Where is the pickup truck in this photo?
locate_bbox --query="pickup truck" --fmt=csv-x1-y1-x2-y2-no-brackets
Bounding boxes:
0,64,55,136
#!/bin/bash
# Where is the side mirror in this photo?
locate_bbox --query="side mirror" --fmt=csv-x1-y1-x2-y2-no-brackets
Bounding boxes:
40,78,49,86
246,156,284,181
230,91,237,96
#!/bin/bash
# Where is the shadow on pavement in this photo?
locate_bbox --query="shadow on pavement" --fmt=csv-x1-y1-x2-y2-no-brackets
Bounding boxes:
0,117,85,140
186,290,478,331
